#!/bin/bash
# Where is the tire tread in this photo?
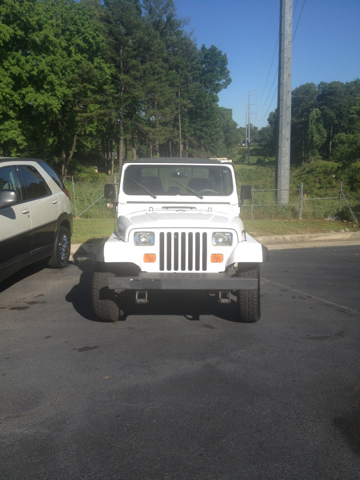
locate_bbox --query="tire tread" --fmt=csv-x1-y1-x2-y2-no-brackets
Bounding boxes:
236,267,261,323
92,271,119,322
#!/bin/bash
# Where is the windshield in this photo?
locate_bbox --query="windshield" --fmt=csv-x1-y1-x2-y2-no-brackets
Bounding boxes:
123,165,233,197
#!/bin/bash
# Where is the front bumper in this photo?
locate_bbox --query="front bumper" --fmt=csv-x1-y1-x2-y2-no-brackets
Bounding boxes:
108,272,258,291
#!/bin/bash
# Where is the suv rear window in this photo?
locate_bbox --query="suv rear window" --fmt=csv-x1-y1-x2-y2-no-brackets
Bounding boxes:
40,162,64,190
18,166,51,200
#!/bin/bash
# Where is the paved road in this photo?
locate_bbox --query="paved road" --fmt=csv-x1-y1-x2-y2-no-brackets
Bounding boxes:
1,244,360,479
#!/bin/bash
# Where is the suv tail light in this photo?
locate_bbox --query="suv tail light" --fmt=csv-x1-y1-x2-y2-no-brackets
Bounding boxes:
63,188,71,201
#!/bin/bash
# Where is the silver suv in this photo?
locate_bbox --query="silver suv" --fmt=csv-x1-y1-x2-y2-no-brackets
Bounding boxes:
0,158,72,282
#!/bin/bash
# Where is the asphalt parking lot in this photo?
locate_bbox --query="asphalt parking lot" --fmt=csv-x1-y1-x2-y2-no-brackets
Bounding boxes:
1,242,360,479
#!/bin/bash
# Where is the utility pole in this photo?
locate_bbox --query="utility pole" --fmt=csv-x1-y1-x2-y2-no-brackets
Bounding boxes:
276,0,292,204
247,90,256,164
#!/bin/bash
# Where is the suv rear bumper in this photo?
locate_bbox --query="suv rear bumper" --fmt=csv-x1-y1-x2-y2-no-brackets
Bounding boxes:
108,272,258,291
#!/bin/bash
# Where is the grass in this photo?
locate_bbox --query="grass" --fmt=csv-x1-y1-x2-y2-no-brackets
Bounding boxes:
72,217,116,244
71,217,358,244
244,219,358,236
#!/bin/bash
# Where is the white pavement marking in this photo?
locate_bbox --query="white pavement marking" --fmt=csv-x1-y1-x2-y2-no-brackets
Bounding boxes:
262,277,360,316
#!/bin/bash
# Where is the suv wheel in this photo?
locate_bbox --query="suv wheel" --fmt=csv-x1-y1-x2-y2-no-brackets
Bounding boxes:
92,270,120,322
48,226,70,268
236,266,261,323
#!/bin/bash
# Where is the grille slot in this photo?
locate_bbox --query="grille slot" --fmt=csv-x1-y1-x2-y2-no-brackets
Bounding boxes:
159,231,207,272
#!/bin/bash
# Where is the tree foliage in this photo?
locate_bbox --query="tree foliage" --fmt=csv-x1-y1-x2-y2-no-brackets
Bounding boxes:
0,0,236,175
258,78,360,190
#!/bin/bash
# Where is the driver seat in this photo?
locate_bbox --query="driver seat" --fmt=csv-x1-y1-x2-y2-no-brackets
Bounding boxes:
187,178,210,191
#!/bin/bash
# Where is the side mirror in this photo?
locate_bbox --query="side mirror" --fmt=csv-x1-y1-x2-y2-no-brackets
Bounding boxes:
0,190,18,209
239,185,251,206
104,184,116,200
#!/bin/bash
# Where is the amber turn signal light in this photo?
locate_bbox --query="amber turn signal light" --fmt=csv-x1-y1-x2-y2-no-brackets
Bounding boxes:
144,254,156,263
211,254,223,263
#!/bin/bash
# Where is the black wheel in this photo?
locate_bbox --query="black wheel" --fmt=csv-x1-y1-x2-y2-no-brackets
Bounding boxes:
92,270,120,322
47,226,70,268
236,266,261,323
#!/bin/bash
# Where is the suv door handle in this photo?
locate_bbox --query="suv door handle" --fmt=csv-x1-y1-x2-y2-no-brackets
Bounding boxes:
22,209,30,214
52,200,58,204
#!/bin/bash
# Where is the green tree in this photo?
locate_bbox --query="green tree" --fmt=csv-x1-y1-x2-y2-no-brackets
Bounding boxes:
0,0,113,175
258,110,276,157
291,83,318,164
308,108,327,159
103,0,143,168
199,45,231,95
332,95,360,191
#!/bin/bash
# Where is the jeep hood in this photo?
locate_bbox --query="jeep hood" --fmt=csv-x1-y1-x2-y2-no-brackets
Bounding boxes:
117,208,244,240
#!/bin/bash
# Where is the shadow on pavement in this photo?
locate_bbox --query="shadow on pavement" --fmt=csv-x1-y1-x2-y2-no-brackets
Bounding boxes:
0,260,48,294
65,259,98,321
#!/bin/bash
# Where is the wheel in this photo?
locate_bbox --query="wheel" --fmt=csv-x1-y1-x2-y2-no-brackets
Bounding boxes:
236,266,261,323
92,270,120,322
47,226,70,268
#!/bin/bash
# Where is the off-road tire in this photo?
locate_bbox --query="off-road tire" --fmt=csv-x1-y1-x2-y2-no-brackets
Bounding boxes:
92,270,120,322
47,226,70,268
236,266,261,323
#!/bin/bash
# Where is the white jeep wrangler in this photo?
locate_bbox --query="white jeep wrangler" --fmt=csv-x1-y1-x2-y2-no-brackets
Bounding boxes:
92,158,268,322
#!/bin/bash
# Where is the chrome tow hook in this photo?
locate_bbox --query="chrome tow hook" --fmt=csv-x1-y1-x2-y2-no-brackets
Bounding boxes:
135,291,148,304
218,291,231,304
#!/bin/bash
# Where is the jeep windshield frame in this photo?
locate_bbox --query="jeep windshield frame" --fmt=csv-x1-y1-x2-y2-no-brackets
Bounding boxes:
123,164,234,197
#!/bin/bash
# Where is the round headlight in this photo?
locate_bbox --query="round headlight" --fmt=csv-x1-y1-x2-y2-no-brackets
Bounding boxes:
134,232,155,246
212,232,232,246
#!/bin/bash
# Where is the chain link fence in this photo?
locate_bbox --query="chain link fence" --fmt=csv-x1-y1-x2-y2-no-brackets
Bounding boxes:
66,177,358,226
64,176,117,219
239,183,358,226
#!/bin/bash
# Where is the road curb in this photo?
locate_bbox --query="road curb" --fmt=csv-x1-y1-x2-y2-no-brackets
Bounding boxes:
70,231,360,260
254,231,360,246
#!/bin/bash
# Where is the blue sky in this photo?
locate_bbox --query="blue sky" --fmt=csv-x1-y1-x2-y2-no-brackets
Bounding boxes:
174,0,360,129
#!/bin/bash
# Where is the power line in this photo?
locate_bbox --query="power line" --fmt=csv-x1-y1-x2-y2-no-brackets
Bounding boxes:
258,38,279,101
293,0,306,41
259,67,278,110
258,83,278,123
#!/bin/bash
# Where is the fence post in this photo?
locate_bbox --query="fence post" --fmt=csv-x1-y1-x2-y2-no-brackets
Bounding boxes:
72,176,77,218
251,185,254,220
298,183,303,220
341,190,359,227
338,181,342,212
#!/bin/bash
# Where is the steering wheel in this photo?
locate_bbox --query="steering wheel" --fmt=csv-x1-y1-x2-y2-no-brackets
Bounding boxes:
198,189,218,195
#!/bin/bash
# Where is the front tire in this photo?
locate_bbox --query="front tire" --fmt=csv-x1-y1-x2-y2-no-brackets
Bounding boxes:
236,266,261,323
47,226,70,268
92,270,120,322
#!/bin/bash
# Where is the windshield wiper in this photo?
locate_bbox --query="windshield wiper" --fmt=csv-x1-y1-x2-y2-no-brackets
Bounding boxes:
129,178,156,199
172,180,203,199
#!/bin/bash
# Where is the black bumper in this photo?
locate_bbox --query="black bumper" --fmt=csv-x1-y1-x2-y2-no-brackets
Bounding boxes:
108,272,258,291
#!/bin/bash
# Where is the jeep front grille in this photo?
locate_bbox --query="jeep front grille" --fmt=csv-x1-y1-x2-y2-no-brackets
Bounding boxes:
159,232,207,272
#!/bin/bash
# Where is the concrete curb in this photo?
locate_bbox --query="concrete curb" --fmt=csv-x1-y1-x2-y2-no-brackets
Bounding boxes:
254,231,360,246
70,231,360,260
